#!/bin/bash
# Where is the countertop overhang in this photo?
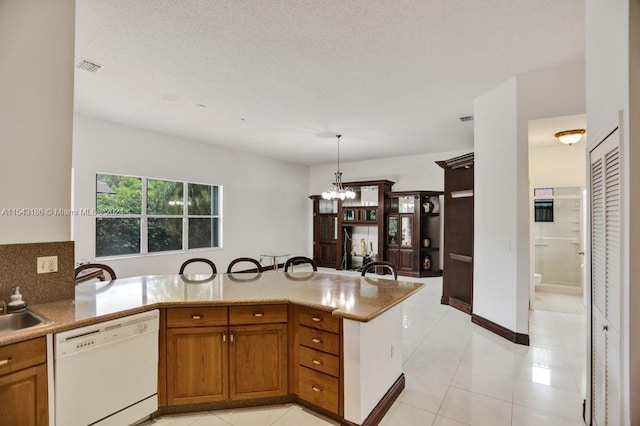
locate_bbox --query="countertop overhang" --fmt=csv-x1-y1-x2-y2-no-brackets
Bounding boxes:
1,271,424,346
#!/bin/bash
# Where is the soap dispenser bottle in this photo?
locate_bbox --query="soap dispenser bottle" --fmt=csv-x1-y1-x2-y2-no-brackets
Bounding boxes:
7,287,26,313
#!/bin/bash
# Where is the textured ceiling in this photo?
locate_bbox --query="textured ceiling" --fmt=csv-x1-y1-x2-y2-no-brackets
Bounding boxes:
74,0,585,165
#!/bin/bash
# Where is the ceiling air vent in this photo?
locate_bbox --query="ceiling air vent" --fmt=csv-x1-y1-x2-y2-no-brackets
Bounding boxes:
76,59,103,73
459,115,474,122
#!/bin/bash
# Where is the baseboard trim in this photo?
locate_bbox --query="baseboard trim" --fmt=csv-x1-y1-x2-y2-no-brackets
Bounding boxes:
471,314,530,346
339,373,405,426
448,297,472,315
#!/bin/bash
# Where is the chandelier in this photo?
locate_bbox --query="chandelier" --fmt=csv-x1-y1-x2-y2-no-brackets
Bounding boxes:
322,135,356,200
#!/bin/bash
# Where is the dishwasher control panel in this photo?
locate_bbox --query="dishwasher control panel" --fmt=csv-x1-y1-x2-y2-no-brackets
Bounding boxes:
55,310,159,358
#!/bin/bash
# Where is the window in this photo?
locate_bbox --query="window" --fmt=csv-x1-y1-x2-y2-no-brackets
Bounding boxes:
534,200,554,222
96,174,221,257
533,188,554,223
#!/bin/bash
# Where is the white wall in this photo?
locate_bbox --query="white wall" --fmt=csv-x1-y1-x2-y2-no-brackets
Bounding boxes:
343,304,403,424
309,149,469,195
473,78,522,332
0,0,75,243
586,0,639,423
529,143,587,188
73,115,310,278
473,61,586,336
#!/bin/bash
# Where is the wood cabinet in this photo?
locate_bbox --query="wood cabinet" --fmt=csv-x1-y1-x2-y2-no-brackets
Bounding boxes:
229,323,287,400
312,181,394,271
293,306,342,415
310,196,339,268
437,153,474,314
228,305,288,400
0,337,48,426
165,305,288,406
167,326,229,405
385,191,443,277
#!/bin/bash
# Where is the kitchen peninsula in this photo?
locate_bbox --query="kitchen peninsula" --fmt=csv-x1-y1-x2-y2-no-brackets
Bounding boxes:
19,272,423,426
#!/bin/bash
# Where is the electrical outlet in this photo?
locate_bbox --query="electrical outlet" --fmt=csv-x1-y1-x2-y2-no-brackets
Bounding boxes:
37,256,58,274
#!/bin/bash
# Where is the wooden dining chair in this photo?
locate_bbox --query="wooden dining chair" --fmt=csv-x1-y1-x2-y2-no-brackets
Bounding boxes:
360,261,397,280
179,258,217,275
74,263,117,285
226,257,263,273
283,256,318,272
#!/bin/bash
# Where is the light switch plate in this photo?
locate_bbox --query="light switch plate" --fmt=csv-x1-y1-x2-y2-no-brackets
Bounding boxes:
37,256,58,274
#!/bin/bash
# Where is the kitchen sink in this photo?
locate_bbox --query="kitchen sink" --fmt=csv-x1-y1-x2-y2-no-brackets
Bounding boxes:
0,309,53,336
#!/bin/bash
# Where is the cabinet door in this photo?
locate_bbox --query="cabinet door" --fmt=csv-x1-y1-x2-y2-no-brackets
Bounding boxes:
387,216,399,246
167,326,228,405
399,249,414,272
229,324,287,400
0,364,48,426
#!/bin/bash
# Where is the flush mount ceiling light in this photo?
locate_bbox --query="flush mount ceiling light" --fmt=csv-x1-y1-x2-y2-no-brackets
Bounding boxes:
555,129,585,145
322,135,355,200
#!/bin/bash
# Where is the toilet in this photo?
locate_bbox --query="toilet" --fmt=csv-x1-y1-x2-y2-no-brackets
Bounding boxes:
534,273,542,287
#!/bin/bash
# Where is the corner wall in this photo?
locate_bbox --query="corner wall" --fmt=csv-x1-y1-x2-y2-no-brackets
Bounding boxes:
0,0,75,243
73,115,310,278
473,61,586,337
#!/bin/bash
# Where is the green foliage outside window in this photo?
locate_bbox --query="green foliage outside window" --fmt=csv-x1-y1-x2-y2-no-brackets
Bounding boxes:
95,174,220,257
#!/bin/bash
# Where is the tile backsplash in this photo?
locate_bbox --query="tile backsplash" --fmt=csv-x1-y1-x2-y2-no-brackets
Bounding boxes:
0,241,75,306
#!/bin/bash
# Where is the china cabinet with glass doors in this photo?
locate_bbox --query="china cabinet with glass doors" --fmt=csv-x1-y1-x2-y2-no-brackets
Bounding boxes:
385,191,443,277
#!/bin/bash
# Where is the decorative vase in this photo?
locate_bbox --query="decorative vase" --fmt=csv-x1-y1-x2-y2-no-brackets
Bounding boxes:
423,255,431,270
422,238,431,248
423,201,434,213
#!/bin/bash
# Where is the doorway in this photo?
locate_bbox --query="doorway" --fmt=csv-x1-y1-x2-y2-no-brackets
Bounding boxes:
528,113,587,315
532,186,586,314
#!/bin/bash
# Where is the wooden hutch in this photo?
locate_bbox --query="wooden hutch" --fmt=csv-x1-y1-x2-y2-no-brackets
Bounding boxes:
311,180,443,278
385,191,443,277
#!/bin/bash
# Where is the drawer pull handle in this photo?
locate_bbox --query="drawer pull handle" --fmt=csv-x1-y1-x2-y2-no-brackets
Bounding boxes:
192,315,202,320
312,359,322,365
311,338,322,343
223,333,226,343
311,317,322,322
0,358,11,366
312,385,322,392
230,332,234,343
253,312,264,317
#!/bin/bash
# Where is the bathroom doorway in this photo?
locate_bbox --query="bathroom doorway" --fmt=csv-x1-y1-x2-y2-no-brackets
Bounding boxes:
532,186,586,314
528,113,587,315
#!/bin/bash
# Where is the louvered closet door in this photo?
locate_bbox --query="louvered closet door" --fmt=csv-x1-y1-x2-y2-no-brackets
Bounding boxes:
590,128,622,426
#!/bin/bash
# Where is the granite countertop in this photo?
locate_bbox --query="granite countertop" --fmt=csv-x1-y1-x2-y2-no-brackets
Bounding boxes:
0,271,424,346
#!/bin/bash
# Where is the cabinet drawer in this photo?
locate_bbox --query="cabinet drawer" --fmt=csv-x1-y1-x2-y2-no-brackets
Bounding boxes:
298,325,340,356
299,346,339,377
298,307,339,333
167,307,228,327
229,304,287,325
298,366,339,414
0,337,46,376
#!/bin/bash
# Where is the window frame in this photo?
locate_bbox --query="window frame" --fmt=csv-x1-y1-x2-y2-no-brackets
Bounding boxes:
95,173,222,258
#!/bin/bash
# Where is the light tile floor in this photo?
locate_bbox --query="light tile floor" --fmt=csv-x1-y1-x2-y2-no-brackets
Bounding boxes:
143,274,587,426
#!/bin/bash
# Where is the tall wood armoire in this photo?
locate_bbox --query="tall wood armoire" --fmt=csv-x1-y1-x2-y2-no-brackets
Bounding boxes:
437,153,474,314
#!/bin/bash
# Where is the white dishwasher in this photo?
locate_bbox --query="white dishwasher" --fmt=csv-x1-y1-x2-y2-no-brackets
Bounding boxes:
54,310,159,426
